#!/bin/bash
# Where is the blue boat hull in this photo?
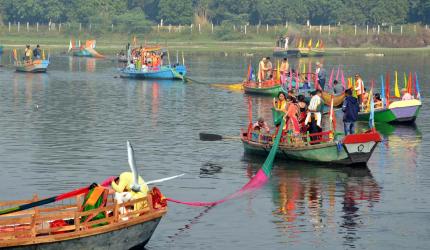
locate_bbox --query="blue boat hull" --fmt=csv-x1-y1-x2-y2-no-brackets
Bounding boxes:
120,65,186,80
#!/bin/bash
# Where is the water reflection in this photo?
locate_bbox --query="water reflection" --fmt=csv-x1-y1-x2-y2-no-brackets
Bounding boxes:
68,57,97,72
269,164,380,248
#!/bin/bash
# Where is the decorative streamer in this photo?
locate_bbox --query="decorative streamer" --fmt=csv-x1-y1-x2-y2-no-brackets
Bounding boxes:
308,61,311,86
381,75,386,108
336,65,340,81
415,72,421,99
288,69,293,90
295,71,300,91
166,119,286,207
404,72,407,89
341,70,346,89
328,68,334,89
385,71,390,106
394,71,400,98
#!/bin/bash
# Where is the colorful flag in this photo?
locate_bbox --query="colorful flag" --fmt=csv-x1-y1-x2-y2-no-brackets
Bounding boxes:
315,40,320,48
394,71,400,98
336,65,340,80
307,39,312,48
328,68,334,89
329,96,336,131
381,75,386,108
288,69,293,90
341,70,345,89
415,72,421,99
369,92,375,129
404,72,407,89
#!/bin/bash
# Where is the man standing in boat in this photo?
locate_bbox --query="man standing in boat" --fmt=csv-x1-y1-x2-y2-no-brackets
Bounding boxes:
342,89,359,135
305,90,323,129
316,62,326,90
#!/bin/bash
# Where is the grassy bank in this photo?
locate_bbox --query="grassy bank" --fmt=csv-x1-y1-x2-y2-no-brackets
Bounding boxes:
1,23,430,55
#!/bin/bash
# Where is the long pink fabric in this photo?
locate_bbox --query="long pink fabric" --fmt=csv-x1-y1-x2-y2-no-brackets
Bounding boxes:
166,169,269,207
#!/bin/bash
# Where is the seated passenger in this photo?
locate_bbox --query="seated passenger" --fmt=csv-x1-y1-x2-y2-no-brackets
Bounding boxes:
374,93,383,109
401,88,414,101
253,117,270,133
111,172,149,213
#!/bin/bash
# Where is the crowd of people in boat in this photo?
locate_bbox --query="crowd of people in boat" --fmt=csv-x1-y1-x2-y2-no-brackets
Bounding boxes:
252,89,325,144
252,71,417,142
123,44,164,72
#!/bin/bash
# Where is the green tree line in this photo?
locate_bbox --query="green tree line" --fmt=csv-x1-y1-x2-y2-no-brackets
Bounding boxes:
0,0,429,29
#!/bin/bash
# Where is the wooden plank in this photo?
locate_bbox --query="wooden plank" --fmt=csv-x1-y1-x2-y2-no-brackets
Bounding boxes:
119,207,150,218
0,200,33,207
35,211,76,222
37,225,76,235
0,216,33,225
80,216,115,228
78,205,115,217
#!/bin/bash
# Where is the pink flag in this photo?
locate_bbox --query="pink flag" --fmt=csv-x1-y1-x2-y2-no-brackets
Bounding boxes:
308,61,311,87
328,68,334,89
336,65,340,80
288,69,293,90
295,71,300,90
341,70,346,89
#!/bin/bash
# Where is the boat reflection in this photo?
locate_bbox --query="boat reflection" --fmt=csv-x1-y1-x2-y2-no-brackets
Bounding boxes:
68,57,97,72
267,163,380,247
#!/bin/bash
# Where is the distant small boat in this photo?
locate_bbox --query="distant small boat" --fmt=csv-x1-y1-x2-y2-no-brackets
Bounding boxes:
12,48,49,73
15,59,49,73
365,53,384,57
69,40,105,58
358,99,422,123
273,38,325,57
120,65,187,80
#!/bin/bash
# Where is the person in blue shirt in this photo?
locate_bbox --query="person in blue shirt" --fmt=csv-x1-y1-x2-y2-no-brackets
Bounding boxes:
342,89,359,135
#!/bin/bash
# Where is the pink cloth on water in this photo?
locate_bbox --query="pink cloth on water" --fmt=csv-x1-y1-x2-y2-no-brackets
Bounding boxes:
166,169,269,207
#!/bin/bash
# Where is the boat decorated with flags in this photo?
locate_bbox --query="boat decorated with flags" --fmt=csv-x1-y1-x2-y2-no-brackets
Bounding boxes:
0,142,167,249
68,39,105,58
240,94,381,166
358,71,422,124
12,48,49,73
119,45,186,80
274,38,325,58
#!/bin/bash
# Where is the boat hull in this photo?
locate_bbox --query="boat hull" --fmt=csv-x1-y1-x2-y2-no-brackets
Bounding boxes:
273,48,325,57
3,216,162,250
120,65,186,80
15,60,49,73
358,99,421,123
243,85,282,96
242,131,380,166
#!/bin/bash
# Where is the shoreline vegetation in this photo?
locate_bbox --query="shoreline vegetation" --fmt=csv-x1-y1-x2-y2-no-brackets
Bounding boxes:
1,23,430,55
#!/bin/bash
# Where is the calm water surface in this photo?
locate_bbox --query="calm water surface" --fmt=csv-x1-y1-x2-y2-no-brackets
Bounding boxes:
0,52,429,249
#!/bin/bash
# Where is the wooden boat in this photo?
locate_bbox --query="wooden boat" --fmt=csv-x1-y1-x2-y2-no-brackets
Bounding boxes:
15,59,49,73
120,65,186,80
273,47,325,58
241,128,381,166
321,91,345,107
0,187,167,249
243,79,283,96
358,99,421,123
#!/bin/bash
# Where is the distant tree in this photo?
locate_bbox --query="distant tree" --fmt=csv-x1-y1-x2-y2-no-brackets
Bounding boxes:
113,8,153,33
158,0,194,24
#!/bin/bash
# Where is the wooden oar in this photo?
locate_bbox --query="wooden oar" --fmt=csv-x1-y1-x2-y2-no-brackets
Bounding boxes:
199,133,241,141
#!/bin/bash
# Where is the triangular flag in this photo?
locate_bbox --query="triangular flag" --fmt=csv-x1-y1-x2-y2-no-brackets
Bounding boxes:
315,40,320,48
394,71,400,98
307,39,312,48
381,75,386,108
336,65,340,81
415,72,421,99
369,91,375,129
404,72,407,89
341,70,345,89
328,68,334,89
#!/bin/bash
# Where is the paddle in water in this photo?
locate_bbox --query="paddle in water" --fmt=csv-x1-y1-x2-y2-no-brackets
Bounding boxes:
167,119,285,207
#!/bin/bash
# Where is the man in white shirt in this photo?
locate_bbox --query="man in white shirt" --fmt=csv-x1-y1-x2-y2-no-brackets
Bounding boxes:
305,90,323,128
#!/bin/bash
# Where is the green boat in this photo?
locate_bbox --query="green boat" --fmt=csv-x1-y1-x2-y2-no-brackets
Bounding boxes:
241,129,381,166
243,80,283,96
358,99,421,123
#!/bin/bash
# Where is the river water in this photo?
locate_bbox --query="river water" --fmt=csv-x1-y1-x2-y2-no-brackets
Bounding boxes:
0,52,429,249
